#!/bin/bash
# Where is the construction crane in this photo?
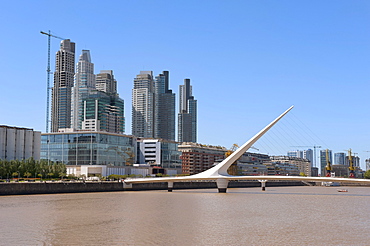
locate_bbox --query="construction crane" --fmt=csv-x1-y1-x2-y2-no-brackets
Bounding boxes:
345,149,356,178
290,145,321,167
225,144,240,175
325,149,332,177
225,144,259,157
40,31,65,133
225,144,259,175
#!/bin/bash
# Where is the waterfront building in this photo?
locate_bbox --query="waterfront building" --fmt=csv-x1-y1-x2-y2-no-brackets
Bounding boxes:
179,142,226,175
332,164,349,177
265,161,300,176
231,152,270,176
71,50,95,130
366,159,370,171
320,149,332,176
66,164,132,178
334,152,346,165
41,131,136,166
0,125,41,161
51,39,75,132
270,156,310,176
311,167,319,177
154,71,176,140
178,79,197,143
136,138,181,174
132,71,155,138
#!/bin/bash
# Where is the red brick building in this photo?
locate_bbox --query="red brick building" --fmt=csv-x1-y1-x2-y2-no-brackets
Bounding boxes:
179,143,227,175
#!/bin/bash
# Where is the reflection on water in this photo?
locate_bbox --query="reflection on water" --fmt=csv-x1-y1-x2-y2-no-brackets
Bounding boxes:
1,186,370,245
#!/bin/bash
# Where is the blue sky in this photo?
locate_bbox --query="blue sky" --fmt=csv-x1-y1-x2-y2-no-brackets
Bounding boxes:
1,0,369,170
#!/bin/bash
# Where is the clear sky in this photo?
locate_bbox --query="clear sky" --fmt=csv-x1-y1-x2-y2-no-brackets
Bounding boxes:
1,0,369,170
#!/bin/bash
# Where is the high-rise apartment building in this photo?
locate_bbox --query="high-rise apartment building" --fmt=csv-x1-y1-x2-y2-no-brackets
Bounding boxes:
287,149,313,166
178,79,197,143
51,39,75,132
132,71,155,138
154,71,175,140
71,50,95,130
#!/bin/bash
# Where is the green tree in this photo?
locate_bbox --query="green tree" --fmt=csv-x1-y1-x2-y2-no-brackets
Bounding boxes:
364,170,370,179
12,172,19,179
299,172,307,177
24,172,32,179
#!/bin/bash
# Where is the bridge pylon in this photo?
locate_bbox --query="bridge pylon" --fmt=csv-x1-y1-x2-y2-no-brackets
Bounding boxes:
216,179,229,193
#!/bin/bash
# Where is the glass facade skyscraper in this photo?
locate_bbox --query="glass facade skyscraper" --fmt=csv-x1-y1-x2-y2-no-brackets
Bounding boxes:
178,79,197,143
320,149,332,176
334,152,346,165
81,90,125,134
154,71,175,140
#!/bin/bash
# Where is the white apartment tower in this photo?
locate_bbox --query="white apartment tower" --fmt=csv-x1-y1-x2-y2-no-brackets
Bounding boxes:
132,71,155,138
71,50,95,130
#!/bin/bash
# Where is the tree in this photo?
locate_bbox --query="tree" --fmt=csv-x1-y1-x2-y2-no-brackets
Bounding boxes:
24,172,32,179
12,172,19,179
299,172,307,177
364,170,370,179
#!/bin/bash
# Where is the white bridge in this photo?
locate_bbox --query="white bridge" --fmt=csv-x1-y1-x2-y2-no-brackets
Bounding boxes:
124,106,370,192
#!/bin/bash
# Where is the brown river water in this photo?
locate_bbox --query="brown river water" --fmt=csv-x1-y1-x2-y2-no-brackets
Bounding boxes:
1,186,370,246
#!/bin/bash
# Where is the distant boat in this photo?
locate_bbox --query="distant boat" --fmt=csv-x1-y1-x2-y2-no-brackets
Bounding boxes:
337,189,348,192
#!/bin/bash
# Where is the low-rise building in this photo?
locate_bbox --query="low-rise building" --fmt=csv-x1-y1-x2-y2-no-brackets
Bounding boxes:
41,131,136,166
231,152,270,176
136,138,182,175
0,125,41,160
269,156,309,176
179,142,227,175
331,164,348,177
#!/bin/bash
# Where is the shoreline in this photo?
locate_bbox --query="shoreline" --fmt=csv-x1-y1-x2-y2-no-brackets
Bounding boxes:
0,180,309,196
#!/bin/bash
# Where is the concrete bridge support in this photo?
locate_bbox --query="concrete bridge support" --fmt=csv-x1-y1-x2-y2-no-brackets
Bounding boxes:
259,180,267,191
216,178,229,193
168,181,174,192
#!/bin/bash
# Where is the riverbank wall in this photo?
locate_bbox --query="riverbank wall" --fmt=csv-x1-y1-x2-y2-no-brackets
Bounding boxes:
0,180,308,196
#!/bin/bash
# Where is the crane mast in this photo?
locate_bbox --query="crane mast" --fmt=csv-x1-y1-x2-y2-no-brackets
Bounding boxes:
325,149,332,177
40,31,64,133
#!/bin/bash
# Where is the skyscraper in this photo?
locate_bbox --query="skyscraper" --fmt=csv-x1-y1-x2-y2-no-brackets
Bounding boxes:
51,39,75,132
71,50,95,130
132,71,155,138
178,79,197,143
154,71,175,140
96,70,117,95
81,70,125,134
